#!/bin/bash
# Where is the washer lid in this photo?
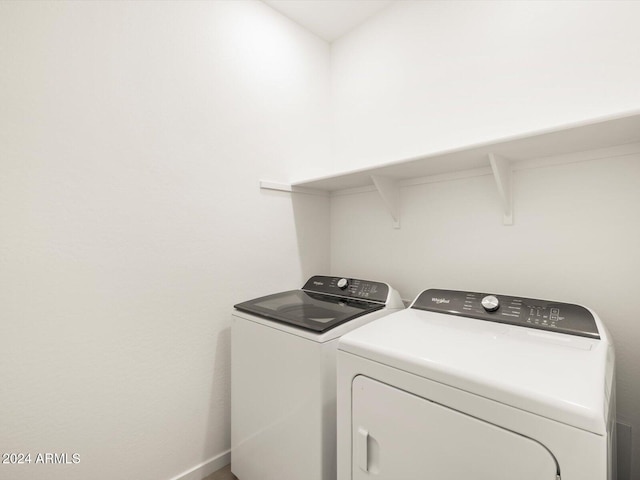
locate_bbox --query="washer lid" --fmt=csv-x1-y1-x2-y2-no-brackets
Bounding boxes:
338,308,613,435
234,290,384,333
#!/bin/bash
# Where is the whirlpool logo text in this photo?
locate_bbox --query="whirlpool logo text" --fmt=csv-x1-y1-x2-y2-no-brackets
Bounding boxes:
431,298,450,304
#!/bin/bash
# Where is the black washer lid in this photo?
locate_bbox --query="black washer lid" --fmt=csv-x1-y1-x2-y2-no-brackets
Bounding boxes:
234,289,384,333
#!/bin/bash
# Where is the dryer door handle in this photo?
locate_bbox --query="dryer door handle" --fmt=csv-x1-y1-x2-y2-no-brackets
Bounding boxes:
356,427,380,474
357,427,369,472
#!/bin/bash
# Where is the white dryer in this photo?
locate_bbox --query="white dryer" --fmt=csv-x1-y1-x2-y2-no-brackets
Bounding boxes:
232,275,403,480
337,288,615,480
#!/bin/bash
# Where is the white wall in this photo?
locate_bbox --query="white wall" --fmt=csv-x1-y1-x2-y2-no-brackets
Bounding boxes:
3,1,639,478
331,0,640,170
0,1,330,479
329,2,640,478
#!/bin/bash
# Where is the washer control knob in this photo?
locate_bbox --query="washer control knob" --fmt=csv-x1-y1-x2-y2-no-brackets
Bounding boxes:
481,295,500,312
337,278,349,290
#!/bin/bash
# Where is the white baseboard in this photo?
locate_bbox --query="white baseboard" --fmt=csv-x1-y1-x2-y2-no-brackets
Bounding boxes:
168,450,231,480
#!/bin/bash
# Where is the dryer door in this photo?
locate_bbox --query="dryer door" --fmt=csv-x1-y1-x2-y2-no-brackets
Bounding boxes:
352,376,559,480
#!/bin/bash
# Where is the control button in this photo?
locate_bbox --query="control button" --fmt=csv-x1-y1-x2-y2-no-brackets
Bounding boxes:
481,295,500,312
337,278,349,290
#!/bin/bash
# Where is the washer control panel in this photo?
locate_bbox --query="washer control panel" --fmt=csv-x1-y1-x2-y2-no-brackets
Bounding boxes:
302,276,389,303
413,289,600,339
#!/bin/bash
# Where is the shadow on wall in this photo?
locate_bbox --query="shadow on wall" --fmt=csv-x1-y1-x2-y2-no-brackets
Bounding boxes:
203,327,232,466
291,191,331,280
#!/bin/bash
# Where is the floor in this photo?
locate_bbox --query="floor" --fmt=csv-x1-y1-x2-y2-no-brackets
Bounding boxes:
202,464,237,480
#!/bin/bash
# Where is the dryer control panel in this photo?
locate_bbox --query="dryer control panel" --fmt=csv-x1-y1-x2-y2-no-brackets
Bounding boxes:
413,289,600,339
302,276,389,304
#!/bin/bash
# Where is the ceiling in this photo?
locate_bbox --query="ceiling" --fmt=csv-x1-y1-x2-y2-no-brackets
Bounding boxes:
262,0,393,42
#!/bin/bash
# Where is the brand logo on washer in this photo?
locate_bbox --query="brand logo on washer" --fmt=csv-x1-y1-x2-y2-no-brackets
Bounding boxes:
432,298,450,304
313,281,324,286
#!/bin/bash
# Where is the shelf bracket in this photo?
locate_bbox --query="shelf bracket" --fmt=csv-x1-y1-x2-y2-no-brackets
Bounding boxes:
371,175,401,228
488,153,513,225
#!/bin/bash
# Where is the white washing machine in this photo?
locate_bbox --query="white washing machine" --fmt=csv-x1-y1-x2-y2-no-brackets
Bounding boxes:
337,288,615,480
231,275,403,480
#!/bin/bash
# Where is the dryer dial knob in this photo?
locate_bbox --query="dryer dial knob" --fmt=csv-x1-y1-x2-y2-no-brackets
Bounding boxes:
481,295,500,312
337,278,349,290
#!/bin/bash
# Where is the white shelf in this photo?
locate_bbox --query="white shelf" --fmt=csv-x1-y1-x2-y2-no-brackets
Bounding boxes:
261,110,640,226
